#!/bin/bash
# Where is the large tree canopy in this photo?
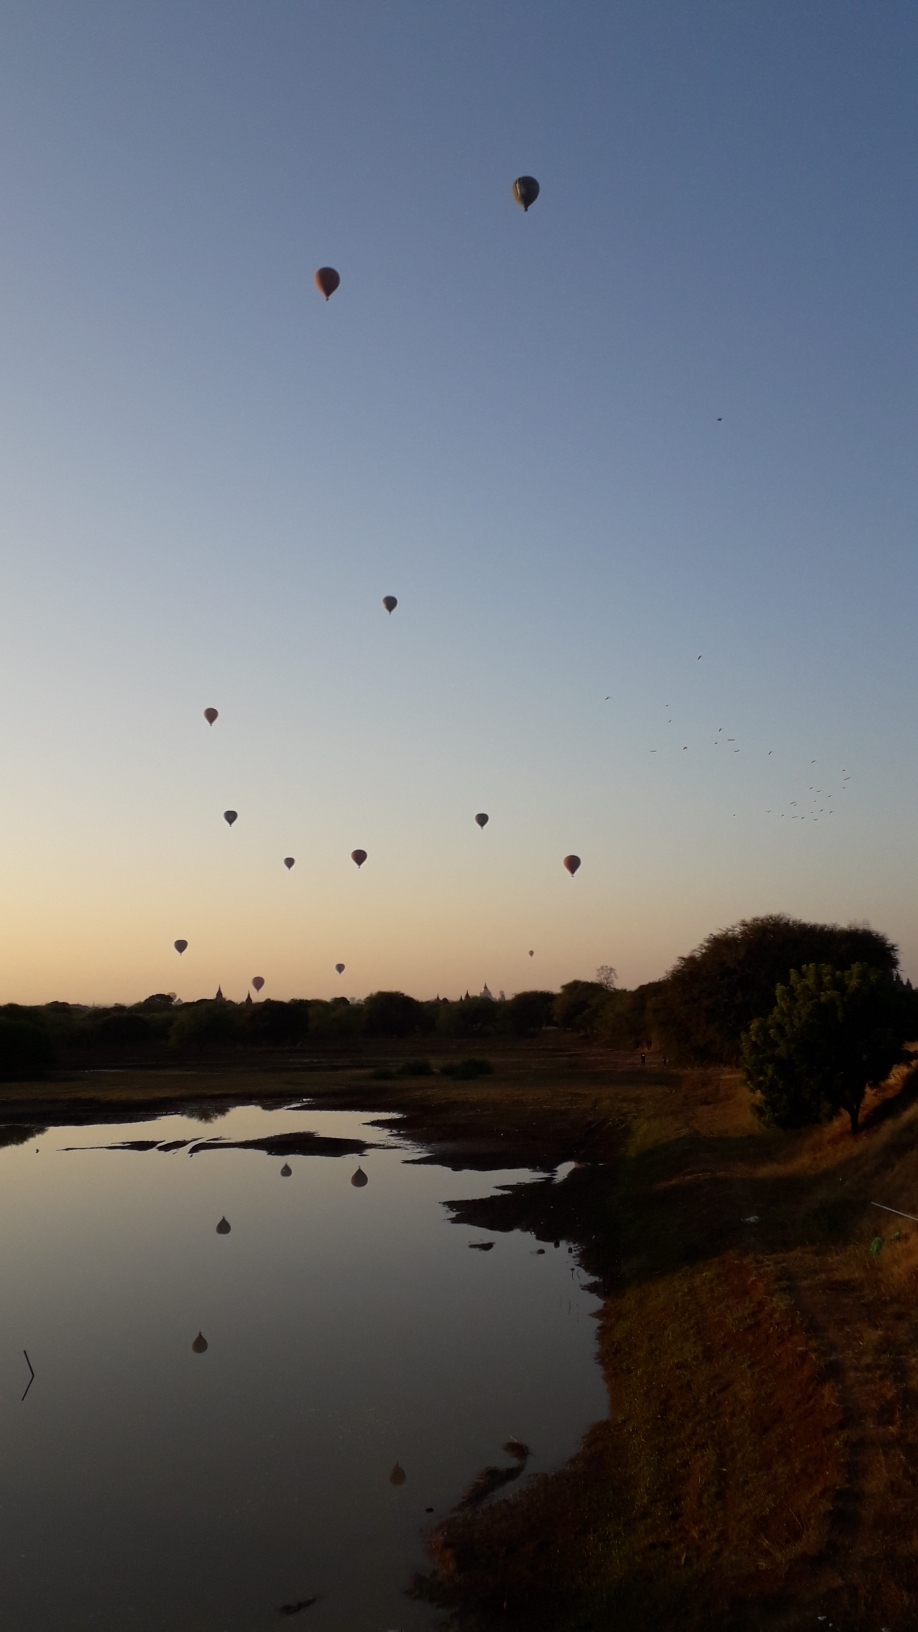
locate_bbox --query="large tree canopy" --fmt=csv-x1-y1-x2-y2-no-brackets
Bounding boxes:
652,915,899,1065
742,962,913,1134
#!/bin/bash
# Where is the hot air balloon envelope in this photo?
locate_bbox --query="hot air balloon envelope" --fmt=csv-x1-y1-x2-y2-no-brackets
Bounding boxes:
314,266,340,300
280,1162,292,1177
283,857,295,869
529,950,534,957
174,940,188,955
216,1217,231,1235
204,708,218,725
475,813,489,828
351,1167,368,1187
192,1332,208,1354
335,963,345,974
563,854,581,876
252,976,265,992
389,1463,406,1486
351,849,367,868
512,175,540,211
382,595,398,614
224,810,238,827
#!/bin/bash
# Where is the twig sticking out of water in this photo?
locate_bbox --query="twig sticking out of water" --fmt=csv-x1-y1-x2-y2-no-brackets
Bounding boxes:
21,1350,34,1401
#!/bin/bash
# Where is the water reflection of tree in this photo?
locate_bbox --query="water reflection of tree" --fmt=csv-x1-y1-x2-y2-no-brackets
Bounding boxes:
0,1123,45,1148
185,1103,229,1123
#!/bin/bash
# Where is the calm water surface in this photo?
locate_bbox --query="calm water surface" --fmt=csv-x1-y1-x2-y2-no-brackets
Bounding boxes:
0,1102,605,1631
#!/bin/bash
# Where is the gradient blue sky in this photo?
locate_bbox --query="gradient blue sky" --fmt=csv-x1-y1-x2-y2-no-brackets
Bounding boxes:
1,1,915,1004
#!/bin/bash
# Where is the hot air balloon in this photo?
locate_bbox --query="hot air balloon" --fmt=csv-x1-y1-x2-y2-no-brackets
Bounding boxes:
475,813,489,829
216,1217,231,1235
382,595,398,614
252,976,265,992
174,940,188,955
563,854,581,876
351,1167,368,1188
389,1463,406,1486
529,950,534,957
283,857,295,870
204,708,218,725
314,266,340,300
351,849,367,869
280,1163,292,1177
192,1332,208,1354
512,175,540,211
335,963,345,975
224,811,238,827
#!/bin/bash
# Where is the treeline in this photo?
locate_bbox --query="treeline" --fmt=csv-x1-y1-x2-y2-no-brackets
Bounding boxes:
0,987,582,1078
1,915,914,1089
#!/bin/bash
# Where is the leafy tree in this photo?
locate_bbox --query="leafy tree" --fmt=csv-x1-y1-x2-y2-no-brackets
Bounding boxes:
552,981,611,1033
0,1017,55,1081
362,991,423,1038
503,990,555,1036
593,985,659,1049
742,963,912,1134
243,999,310,1045
170,1001,241,1052
654,915,899,1065
436,997,501,1039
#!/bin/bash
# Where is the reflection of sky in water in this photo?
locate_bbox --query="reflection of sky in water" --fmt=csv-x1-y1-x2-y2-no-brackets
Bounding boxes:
0,1105,606,1631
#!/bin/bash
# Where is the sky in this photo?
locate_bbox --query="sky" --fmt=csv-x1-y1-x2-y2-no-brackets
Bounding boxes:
0,0,915,1005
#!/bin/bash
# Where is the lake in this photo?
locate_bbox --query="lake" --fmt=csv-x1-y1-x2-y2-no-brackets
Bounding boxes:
0,1100,606,1631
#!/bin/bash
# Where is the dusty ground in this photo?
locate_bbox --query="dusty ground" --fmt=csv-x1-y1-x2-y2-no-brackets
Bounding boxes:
3,1042,918,1629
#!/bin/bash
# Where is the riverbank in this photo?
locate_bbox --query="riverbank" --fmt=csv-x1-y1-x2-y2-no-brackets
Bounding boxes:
4,1045,918,1628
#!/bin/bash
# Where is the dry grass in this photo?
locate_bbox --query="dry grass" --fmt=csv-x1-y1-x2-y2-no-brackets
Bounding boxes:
412,1051,918,1629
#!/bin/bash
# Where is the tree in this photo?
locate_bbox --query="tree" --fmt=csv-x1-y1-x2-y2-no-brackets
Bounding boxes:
741,963,912,1134
170,1001,241,1052
362,991,423,1038
552,981,611,1033
437,997,501,1039
596,965,618,991
654,915,899,1065
243,999,310,1045
503,990,555,1036
0,1017,55,1081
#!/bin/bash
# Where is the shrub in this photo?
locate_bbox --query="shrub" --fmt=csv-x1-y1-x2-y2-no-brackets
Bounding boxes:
440,1057,493,1080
